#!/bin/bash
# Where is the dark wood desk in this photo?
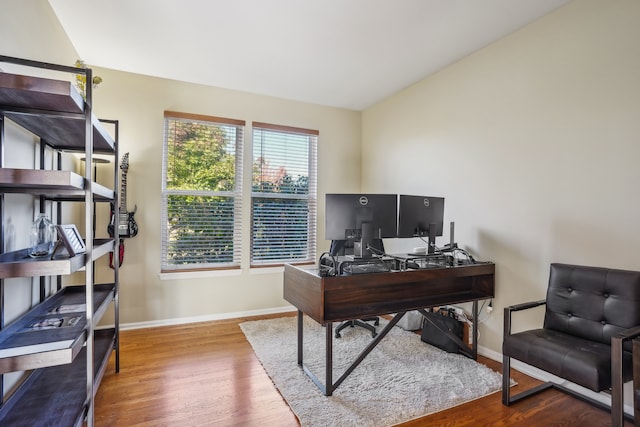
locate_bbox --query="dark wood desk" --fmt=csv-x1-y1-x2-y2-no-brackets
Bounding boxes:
283,262,495,395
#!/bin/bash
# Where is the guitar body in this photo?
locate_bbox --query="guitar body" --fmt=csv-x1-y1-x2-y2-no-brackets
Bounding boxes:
108,207,138,238
120,210,139,238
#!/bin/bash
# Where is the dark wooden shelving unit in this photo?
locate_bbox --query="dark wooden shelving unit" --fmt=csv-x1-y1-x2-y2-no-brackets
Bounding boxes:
0,55,120,427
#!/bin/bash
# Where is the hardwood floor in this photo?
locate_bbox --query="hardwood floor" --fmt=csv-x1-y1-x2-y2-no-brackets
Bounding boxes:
95,313,633,426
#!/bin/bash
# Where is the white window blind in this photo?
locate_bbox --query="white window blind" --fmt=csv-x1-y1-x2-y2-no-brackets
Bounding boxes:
251,122,317,265
161,111,244,270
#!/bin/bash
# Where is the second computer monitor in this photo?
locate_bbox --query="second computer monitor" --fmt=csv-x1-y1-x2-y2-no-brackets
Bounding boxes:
397,195,445,243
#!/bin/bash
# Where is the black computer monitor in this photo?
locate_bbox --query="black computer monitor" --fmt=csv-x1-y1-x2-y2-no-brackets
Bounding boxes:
397,195,445,253
325,193,397,258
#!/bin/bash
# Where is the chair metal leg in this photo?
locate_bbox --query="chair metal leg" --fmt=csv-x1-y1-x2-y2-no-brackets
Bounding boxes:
502,353,553,406
611,334,625,427
502,354,511,405
502,352,633,425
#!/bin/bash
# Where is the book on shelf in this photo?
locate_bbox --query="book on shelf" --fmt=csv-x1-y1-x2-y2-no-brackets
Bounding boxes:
23,316,81,331
48,304,86,314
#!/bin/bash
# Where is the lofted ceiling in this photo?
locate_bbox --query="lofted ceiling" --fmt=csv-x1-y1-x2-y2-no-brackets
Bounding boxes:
48,0,571,111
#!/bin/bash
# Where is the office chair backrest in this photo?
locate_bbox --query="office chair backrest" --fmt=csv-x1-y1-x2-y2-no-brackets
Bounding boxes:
543,263,640,346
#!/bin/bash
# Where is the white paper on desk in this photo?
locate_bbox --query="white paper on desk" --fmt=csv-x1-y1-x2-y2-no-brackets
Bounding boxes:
0,340,75,358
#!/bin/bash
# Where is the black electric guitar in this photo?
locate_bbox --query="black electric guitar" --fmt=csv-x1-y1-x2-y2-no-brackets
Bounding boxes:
108,153,138,238
108,153,138,269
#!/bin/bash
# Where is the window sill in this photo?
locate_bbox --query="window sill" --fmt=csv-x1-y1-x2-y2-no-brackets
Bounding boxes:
159,268,243,281
249,265,284,275
158,265,292,280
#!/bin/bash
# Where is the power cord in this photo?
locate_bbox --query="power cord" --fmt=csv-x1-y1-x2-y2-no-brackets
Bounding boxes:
473,299,492,324
366,244,386,257
317,252,337,276
364,244,392,271
444,299,493,343
417,238,477,264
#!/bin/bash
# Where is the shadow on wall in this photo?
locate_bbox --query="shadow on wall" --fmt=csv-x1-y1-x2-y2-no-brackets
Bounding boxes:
550,218,640,271
461,228,551,351
473,228,545,300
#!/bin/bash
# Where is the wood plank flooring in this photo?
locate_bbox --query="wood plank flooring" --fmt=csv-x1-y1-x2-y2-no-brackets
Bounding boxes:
95,313,633,426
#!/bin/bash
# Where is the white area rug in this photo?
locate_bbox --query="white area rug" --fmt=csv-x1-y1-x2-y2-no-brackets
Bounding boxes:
240,316,503,427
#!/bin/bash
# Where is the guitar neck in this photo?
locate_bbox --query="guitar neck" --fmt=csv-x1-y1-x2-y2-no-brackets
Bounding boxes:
120,172,127,212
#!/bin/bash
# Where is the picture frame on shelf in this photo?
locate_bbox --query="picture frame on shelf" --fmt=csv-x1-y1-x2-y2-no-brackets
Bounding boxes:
55,224,86,257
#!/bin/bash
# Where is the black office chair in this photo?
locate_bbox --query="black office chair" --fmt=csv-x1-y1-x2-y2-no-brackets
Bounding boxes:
330,239,383,339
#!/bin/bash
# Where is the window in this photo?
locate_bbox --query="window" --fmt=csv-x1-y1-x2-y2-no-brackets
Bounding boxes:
161,111,244,271
251,122,317,266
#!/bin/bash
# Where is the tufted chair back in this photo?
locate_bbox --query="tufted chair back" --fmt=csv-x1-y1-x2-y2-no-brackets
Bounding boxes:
543,263,640,347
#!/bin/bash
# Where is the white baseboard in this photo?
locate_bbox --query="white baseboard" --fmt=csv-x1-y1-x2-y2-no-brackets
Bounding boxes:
118,305,297,331
478,345,634,416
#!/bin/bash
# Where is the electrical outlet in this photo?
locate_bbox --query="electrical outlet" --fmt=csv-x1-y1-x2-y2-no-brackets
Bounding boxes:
442,305,465,320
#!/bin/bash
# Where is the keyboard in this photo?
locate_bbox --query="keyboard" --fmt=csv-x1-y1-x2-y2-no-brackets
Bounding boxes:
342,262,390,275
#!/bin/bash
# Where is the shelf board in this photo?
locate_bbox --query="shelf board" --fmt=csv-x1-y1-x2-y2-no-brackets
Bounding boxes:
0,329,115,427
0,239,116,279
0,73,115,154
92,239,115,262
0,72,84,114
0,248,87,279
90,180,116,201
0,168,84,190
5,112,115,154
0,168,114,202
0,284,115,374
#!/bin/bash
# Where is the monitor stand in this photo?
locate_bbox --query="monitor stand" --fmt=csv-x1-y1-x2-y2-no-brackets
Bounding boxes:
427,223,437,254
352,221,373,259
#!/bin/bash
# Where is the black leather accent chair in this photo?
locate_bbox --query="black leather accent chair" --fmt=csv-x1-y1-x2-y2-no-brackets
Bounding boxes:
502,263,640,427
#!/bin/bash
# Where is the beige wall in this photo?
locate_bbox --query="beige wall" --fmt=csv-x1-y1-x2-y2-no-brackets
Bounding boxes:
90,69,361,325
0,1,76,66
362,0,640,353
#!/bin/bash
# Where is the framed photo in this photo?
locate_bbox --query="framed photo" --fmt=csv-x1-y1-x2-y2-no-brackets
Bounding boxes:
56,224,86,257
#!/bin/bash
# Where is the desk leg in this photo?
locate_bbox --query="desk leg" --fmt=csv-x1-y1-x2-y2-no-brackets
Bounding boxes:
298,313,406,396
296,312,334,396
331,312,406,393
297,310,303,365
471,301,478,359
325,322,333,396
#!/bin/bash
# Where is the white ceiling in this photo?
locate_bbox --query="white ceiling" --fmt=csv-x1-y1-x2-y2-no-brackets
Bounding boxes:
48,0,571,111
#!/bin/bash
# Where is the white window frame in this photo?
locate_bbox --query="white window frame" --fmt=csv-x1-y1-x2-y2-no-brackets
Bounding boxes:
251,122,318,266
161,111,244,271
